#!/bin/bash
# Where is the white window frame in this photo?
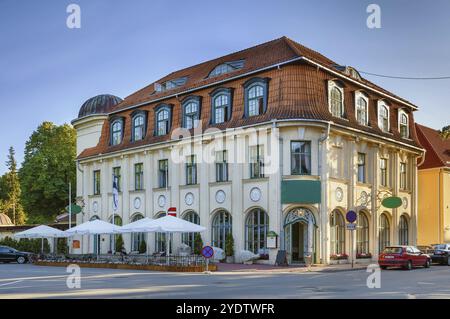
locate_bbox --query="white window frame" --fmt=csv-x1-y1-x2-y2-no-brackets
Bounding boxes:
328,80,344,118
377,100,390,132
355,91,369,126
398,109,409,138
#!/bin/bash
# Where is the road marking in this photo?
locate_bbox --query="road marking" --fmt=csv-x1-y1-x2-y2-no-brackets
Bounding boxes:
0,280,23,287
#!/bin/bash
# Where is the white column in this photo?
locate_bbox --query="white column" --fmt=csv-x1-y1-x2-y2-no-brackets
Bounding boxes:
371,146,380,259
319,136,330,264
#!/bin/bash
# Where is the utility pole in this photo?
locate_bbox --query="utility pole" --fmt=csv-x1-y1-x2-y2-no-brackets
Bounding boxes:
12,201,15,225
68,182,72,254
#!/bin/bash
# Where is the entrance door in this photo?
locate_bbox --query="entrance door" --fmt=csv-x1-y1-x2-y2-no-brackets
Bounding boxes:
291,222,305,263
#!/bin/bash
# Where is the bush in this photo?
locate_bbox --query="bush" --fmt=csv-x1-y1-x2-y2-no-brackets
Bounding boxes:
57,238,68,254
225,233,234,257
0,236,50,254
115,235,124,253
139,239,147,254
194,233,203,255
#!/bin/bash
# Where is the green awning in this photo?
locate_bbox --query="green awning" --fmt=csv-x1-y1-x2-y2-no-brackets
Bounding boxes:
281,180,321,204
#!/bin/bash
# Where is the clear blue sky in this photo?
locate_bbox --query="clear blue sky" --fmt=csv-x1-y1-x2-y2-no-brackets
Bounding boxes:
1,0,449,174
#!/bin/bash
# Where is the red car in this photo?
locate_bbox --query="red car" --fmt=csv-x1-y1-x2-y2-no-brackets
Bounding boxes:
378,246,431,270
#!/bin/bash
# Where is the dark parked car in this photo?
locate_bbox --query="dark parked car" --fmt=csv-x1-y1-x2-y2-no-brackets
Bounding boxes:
378,246,431,270
0,245,32,264
431,244,450,265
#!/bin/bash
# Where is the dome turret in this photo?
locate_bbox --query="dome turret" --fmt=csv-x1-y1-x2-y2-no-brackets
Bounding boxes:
78,94,122,118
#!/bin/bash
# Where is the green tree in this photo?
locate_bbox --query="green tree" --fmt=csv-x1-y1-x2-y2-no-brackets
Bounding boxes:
225,233,234,257
116,235,124,253
139,239,147,254
0,147,26,224
440,125,450,140
194,233,203,255
19,122,76,223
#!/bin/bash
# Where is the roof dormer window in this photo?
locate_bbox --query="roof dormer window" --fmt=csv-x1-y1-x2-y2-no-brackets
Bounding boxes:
378,101,390,132
208,60,245,78
398,109,409,138
355,91,369,126
328,81,344,118
110,118,124,146
154,77,188,93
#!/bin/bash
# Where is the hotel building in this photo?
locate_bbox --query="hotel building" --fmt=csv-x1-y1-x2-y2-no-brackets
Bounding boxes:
72,37,423,264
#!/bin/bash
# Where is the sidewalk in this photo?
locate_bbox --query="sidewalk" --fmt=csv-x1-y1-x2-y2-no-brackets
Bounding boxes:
216,262,369,273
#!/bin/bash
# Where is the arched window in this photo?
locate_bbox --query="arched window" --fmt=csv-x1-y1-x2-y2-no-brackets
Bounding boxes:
211,210,232,249
111,119,123,146
182,97,201,129
399,215,409,245
244,78,269,117
132,112,146,142
208,60,244,78
154,212,173,253
245,208,269,255
90,215,100,254
182,211,200,251
355,92,368,126
155,105,171,136
109,215,123,253
399,110,409,138
379,213,391,251
356,212,369,255
328,81,344,118
330,210,345,255
378,101,390,132
210,88,232,124
131,214,145,252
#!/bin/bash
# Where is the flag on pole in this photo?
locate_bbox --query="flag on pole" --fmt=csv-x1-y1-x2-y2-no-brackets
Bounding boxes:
112,175,119,211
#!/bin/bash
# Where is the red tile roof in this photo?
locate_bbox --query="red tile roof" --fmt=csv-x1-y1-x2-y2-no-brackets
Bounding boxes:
110,36,418,114
415,123,450,169
77,37,423,159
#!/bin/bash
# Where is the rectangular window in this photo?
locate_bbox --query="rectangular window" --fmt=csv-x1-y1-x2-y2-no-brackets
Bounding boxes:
380,158,388,187
290,141,311,175
93,170,101,195
215,150,228,182
186,155,197,185
400,162,407,190
113,167,121,192
250,145,264,179
158,160,168,188
357,153,366,183
134,163,144,190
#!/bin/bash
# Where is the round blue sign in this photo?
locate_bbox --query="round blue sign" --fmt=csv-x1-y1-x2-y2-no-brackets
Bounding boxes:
346,210,357,223
201,246,214,259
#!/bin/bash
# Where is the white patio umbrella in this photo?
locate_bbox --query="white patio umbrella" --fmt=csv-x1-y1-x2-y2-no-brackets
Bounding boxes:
64,219,121,236
115,217,158,263
117,215,206,264
65,219,122,258
14,225,69,253
132,215,206,264
149,215,206,233
115,217,158,234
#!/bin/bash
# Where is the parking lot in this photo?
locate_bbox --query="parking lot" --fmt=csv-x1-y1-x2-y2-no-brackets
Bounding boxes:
1,263,450,299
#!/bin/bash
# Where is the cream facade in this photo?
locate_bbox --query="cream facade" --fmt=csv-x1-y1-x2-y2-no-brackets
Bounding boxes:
72,37,423,265
73,117,421,265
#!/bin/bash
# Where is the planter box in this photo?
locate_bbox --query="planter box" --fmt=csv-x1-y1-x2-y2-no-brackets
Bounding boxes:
34,261,217,272
329,259,349,265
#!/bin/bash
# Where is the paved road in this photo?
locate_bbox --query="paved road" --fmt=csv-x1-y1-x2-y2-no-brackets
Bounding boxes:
0,263,450,299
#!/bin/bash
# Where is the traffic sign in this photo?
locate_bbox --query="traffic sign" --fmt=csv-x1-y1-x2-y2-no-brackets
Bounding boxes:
346,210,357,223
346,223,356,231
201,246,214,259
168,207,177,217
